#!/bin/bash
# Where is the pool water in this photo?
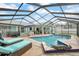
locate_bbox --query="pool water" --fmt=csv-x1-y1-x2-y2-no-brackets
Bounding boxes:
31,34,71,47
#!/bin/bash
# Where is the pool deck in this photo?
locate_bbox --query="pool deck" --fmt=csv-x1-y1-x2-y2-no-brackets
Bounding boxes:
29,34,51,37
3,34,79,56
21,35,79,56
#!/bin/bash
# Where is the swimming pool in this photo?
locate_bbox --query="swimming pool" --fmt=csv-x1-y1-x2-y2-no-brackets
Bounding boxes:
31,34,71,47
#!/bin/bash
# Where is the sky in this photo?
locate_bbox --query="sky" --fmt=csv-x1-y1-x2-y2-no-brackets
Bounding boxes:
0,0,79,3
0,3,79,25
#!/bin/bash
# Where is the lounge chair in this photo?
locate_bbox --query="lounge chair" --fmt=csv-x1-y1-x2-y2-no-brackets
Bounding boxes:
0,38,23,46
41,42,79,53
0,40,32,56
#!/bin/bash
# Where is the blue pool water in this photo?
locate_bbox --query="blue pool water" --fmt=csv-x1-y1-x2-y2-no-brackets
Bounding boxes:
31,34,71,47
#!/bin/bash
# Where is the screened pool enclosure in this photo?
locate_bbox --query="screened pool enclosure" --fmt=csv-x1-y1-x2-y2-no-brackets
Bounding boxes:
0,3,79,37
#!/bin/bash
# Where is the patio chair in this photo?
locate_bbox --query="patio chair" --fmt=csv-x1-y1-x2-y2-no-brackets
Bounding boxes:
0,40,32,56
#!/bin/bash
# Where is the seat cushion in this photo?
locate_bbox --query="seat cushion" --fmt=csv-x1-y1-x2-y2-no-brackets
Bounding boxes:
52,45,72,50
0,38,23,44
0,46,12,54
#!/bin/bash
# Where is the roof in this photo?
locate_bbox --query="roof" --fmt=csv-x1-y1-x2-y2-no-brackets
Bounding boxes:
0,3,79,26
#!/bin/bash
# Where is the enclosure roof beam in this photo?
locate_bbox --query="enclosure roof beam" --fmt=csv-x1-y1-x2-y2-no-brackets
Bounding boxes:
41,3,79,7
50,11,79,15
0,23,25,26
0,8,32,12
0,14,28,16
58,19,78,24
56,16,79,20
10,3,23,24
27,3,41,7
0,18,23,21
